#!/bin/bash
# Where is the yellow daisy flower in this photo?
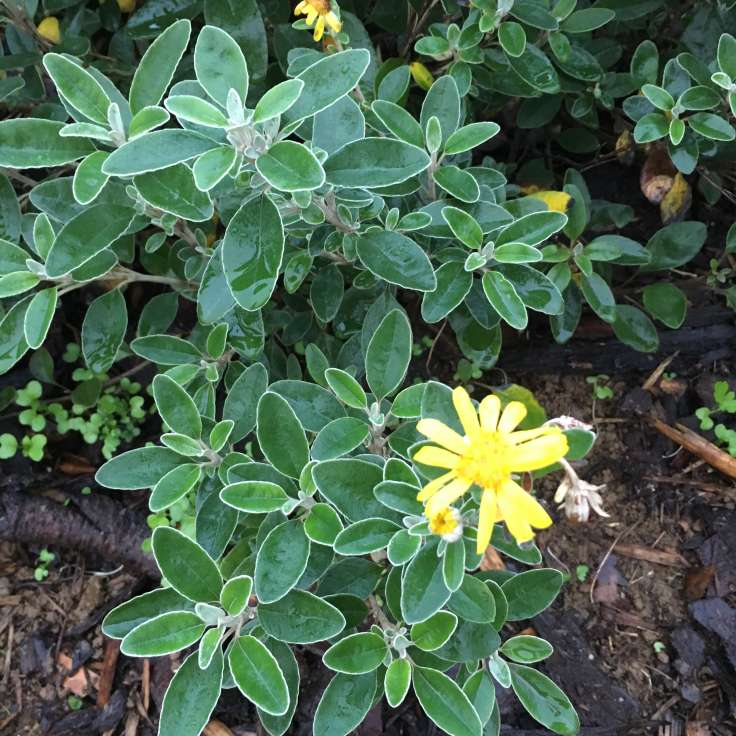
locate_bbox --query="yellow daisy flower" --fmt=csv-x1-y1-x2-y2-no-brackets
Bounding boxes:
428,506,463,543
294,0,342,42
414,387,568,554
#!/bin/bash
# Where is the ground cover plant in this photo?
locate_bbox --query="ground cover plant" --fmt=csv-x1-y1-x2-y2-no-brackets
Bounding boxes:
0,1,735,735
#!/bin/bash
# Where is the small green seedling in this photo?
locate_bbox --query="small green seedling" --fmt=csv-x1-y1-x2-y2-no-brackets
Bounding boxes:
34,549,55,581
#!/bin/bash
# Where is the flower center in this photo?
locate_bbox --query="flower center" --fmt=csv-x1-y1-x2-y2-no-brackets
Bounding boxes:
455,431,513,490
429,508,458,535
307,0,332,14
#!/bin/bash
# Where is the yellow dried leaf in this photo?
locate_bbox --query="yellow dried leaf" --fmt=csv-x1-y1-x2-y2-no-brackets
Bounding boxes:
660,173,691,224
410,61,434,91
527,190,572,213
37,16,60,44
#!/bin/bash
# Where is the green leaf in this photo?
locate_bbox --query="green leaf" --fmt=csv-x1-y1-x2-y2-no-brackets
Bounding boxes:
0,119,93,168
502,569,563,621
497,211,567,247
82,289,127,374
324,368,367,409
73,151,110,205
642,282,686,328
689,112,736,141
501,635,553,663
510,664,580,735
229,635,289,715
136,162,215,222
43,54,111,125
420,76,461,145
311,417,370,461
413,666,482,736
222,195,284,311
257,141,325,192
220,480,288,512
718,33,736,79
285,49,371,123
434,166,480,203
498,22,526,57
313,459,397,523
222,362,268,442
411,611,458,651
270,379,346,432
255,519,310,603
195,25,249,106
23,287,57,350
130,334,203,365
579,271,616,323
401,539,451,624
561,7,615,32
371,100,424,148
444,122,501,155
385,658,412,707
495,263,563,315
257,392,309,479
258,589,346,644
314,672,376,736
323,632,387,674
482,271,527,330
102,588,195,639
165,94,229,127
634,112,669,143
611,304,659,352
150,464,202,513
305,503,344,546
220,575,253,616
642,221,706,271
421,262,472,324
96,446,184,490
159,649,223,736
152,526,223,603
334,518,400,555
357,231,436,291
257,639,300,736
121,611,205,657
129,106,171,139
447,575,496,623
44,204,134,278
204,0,267,85
462,669,496,725
153,374,202,439
630,39,659,85
508,45,560,94
324,138,431,189
366,309,412,400
130,19,191,115
254,79,304,123
103,130,220,177
193,146,237,192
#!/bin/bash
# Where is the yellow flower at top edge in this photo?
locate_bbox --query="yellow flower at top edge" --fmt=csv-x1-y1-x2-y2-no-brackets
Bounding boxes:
414,387,568,554
294,0,342,42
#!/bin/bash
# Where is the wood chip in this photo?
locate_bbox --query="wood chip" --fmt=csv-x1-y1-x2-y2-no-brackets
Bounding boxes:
684,565,716,602
204,721,237,736
96,638,120,708
614,543,688,567
649,417,736,480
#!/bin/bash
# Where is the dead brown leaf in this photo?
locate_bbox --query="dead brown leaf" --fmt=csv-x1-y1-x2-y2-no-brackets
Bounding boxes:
684,565,716,602
204,721,237,736
480,545,506,571
660,173,692,224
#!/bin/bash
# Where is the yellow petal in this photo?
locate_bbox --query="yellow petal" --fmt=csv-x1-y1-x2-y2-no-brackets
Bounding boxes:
508,433,568,472
294,0,308,11
478,395,501,432
417,471,456,502
498,401,527,433
306,7,318,23
452,387,480,438
499,479,553,531
425,478,471,517
508,425,556,444
417,418,468,455
326,12,342,32
314,16,325,40
476,489,496,554
414,445,459,469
